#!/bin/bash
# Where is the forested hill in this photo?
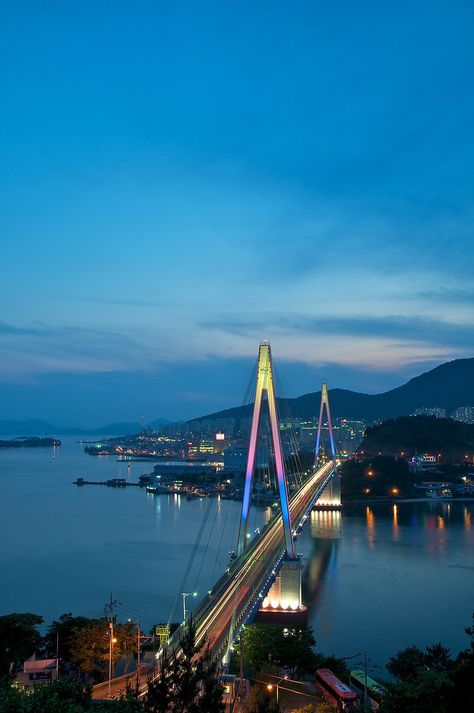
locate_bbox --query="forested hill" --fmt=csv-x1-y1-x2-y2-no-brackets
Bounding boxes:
358,415,474,456
188,357,474,424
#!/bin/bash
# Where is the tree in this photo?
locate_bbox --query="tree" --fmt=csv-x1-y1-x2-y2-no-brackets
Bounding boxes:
386,644,427,682
145,647,172,713
0,676,144,712
71,619,137,681
238,625,318,676
290,705,336,713
380,670,453,713
0,613,43,676
449,612,474,713
194,643,225,713
313,654,349,682
44,613,99,665
425,643,452,673
246,687,282,713
145,620,224,713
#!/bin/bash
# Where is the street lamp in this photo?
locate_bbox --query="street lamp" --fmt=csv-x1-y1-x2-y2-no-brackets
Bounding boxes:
182,591,197,623
267,675,288,704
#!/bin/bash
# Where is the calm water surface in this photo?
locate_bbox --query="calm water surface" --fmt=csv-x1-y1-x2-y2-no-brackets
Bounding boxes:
0,437,472,666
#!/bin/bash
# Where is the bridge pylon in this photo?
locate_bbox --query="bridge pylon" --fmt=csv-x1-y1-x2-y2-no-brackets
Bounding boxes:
237,340,295,558
314,382,341,508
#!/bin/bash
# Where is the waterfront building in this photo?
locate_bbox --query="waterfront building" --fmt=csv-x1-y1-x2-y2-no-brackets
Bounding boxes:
223,444,269,474
409,454,440,473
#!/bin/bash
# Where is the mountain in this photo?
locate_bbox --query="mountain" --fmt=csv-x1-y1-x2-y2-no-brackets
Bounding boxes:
186,357,474,424
0,418,169,436
0,419,82,436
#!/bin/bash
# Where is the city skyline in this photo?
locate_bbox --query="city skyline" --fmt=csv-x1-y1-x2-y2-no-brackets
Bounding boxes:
1,1,474,423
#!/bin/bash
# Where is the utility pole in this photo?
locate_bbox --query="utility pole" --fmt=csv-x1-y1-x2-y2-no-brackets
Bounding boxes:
136,620,141,687
363,650,368,710
106,594,118,699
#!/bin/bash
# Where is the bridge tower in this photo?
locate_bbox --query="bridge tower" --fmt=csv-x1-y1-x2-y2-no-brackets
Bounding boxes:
236,341,305,626
237,340,295,558
314,382,341,508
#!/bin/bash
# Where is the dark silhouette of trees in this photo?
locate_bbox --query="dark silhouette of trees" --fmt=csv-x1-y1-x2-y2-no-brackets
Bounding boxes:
145,619,224,713
0,613,43,676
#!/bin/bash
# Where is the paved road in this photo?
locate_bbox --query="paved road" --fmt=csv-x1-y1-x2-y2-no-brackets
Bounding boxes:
93,462,335,700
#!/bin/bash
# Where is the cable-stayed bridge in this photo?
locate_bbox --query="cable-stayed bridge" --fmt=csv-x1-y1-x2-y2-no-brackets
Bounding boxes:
93,341,341,699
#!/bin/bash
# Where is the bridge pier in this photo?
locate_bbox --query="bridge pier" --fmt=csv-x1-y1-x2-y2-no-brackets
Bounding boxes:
257,556,307,624
313,468,342,509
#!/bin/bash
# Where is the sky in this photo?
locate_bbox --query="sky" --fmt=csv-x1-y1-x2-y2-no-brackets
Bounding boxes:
1,1,474,426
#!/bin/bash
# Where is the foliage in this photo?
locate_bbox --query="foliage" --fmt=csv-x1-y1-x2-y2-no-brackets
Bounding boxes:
238,625,318,677
386,644,429,682
341,456,412,499
290,705,336,713
380,670,453,713
380,614,474,713
361,415,474,460
0,613,44,676
44,613,99,665
245,687,282,713
0,677,144,713
70,619,137,681
145,619,224,713
313,654,349,682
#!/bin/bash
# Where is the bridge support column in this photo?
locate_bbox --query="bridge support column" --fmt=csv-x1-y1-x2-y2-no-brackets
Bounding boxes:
315,470,341,508
257,557,307,624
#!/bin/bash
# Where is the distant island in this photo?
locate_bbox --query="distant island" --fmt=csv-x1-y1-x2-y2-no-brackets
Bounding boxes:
0,436,61,449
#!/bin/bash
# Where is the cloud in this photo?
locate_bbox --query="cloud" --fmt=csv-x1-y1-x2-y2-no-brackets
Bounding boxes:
418,287,474,305
200,313,474,351
0,321,159,378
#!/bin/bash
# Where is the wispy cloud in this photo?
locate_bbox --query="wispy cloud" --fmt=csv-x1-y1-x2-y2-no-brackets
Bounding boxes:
200,313,474,351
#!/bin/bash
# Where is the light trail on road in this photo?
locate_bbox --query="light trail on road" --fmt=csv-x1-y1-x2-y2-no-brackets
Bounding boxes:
92,462,335,700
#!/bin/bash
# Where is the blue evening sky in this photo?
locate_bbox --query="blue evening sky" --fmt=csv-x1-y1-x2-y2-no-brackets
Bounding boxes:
1,1,474,425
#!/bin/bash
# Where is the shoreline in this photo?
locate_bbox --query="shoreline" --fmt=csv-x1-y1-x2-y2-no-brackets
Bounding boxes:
344,496,474,505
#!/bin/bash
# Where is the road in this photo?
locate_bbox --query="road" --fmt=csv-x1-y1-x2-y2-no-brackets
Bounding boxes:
93,461,335,700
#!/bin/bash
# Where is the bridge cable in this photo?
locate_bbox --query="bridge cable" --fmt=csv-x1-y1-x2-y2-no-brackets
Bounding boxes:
192,496,222,594
166,495,214,629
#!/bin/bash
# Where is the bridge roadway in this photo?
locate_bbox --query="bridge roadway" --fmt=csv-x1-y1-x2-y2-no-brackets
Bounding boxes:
93,461,335,700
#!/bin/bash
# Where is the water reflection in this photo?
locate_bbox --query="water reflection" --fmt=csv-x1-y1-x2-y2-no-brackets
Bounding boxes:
465,507,472,530
392,504,399,541
304,510,342,610
305,501,474,663
366,506,375,548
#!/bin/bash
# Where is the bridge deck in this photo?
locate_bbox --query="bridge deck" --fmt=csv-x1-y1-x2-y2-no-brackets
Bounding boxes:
92,461,335,699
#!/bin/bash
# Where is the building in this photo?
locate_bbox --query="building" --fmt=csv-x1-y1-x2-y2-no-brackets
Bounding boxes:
452,406,474,424
299,423,318,452
335,419,366,452
409,454,439,473
187,439,215,457
15,656,58,688
411,406,446,418
223,444,269,474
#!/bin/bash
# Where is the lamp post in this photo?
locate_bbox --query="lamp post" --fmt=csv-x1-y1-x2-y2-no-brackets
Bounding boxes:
267,675,288,705
181,592,197,623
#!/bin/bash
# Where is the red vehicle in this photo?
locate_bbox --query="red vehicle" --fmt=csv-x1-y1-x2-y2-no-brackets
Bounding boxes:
316,669,359,712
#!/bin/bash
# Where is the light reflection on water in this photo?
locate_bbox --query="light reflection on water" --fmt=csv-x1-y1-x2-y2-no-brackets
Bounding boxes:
0,437,472,665
301,501,474,665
